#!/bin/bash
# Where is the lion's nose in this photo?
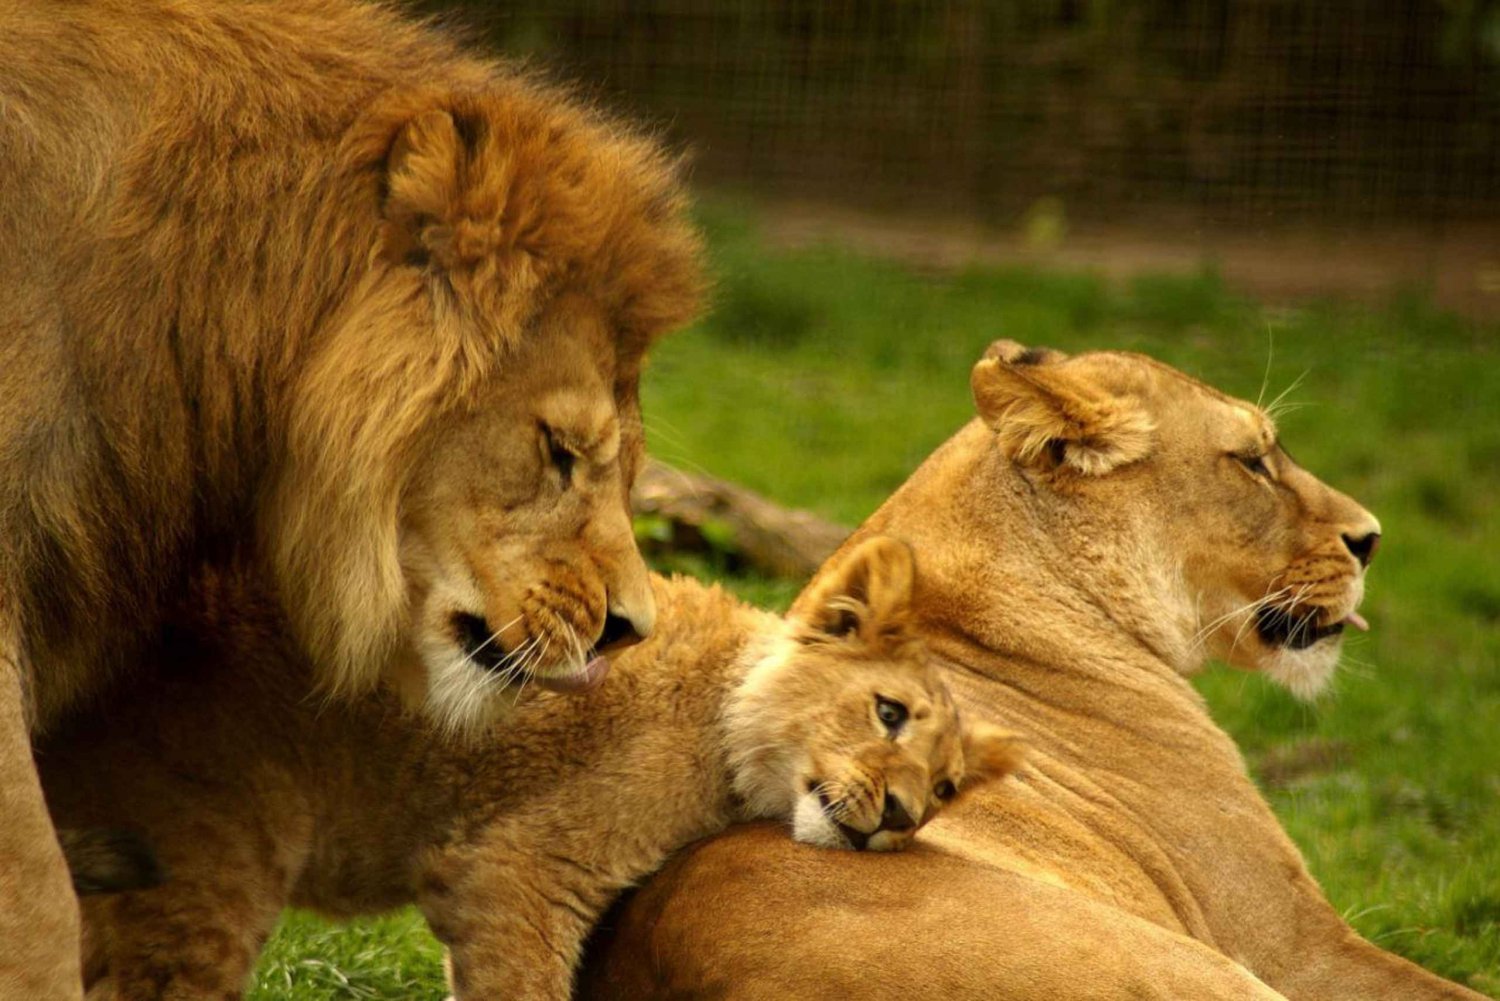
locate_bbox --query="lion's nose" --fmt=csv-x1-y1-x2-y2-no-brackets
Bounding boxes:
595,612,644,653
877,793,916,833
1342,531,1380,568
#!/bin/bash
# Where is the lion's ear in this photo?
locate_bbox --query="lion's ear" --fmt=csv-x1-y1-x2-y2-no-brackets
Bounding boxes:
381,106,507,273
970,350,1152,476
382,108,460,267
961,720,1026,786
791,536,916,649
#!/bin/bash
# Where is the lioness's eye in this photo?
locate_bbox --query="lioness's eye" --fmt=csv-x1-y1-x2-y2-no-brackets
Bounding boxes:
934,780,957,801
875,696,908,731
1236,452,1271,479
541,425,576,488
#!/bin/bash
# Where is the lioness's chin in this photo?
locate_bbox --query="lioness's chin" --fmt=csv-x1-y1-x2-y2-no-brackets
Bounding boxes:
1260,642,1342,701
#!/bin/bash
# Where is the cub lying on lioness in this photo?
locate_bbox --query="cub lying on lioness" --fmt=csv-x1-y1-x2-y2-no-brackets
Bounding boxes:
43,537,1022,1001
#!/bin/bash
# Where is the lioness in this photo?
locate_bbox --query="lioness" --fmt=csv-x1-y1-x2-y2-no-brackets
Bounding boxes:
0,0,701,990
40,537,1023,1000
578,343,1486,1000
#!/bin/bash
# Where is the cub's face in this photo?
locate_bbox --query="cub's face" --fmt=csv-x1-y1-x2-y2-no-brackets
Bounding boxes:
396,296,655,733
971,341,1381,698
727,537,1024,852
785,658,1005,853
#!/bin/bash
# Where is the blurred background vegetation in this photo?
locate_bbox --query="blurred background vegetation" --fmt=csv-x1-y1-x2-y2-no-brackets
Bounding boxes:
254,3,1499,997
429,0,1500,225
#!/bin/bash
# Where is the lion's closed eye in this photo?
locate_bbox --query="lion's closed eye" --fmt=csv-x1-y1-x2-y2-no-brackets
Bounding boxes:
541,424,576,487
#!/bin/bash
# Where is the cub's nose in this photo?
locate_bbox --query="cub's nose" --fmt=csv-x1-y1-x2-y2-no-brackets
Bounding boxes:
876,792,916,833
1342,531,1380,568
595,612,644,653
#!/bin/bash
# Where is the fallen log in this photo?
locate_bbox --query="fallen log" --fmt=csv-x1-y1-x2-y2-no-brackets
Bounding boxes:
632,460,849,580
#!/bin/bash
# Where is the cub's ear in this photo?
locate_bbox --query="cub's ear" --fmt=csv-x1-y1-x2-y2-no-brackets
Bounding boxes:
791,535,916,650
970,348,1153,476
961,720,1027,787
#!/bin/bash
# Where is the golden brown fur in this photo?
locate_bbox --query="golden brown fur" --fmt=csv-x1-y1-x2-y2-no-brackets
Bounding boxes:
579,344,1485,1001
0,0,701,993
42,538,1021,1001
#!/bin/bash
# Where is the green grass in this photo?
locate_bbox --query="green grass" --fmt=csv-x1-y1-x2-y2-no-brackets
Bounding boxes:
252,203,1500,998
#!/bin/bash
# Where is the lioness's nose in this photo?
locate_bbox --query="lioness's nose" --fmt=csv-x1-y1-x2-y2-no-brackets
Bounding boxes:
1342,531,1380,568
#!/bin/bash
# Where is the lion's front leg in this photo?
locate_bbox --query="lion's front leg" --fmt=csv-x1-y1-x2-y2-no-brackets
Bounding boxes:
421,838,614,1001
0,648,82,1001
81,794,302,1001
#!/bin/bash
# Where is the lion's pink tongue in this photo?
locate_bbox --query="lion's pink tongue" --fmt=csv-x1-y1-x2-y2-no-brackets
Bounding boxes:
534,655,611,694
1343,612,1370,632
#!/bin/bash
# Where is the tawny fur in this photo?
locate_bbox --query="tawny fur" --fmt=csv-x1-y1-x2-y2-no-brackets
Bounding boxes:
55,831,163,898
579,345,1484,1001
42,538,1021,1001
0,1,702,990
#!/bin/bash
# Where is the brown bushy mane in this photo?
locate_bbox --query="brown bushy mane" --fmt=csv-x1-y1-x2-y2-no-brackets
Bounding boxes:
2,0,703,720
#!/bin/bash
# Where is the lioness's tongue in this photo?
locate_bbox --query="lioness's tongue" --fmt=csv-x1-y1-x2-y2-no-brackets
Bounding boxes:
1343,612,1370,632
534,655,610,694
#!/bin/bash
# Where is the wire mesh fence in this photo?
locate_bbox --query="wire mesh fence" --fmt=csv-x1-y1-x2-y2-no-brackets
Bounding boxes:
426,0,1500,231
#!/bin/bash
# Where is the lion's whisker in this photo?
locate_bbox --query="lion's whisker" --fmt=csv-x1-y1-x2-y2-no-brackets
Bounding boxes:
465,613,524,661
513,635,551,704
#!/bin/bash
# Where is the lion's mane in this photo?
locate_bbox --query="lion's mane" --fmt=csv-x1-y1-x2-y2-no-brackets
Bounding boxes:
0,0,703,723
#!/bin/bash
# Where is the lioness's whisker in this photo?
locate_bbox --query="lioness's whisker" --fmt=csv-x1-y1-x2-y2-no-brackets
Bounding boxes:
1264,369,1309,422
1191,585,1295,651
1220,580,1308,655
1254,324,1276,411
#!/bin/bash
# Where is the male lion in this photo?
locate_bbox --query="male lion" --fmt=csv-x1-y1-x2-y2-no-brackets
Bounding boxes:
40,537,1023,1000
0,0,701,994
578,344,1487,1000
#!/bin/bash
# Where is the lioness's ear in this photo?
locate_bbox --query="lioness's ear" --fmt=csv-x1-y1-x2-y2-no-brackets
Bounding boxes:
970,351,1153,476
961,720,1027,786
982,339,1069,366
792,536,916,648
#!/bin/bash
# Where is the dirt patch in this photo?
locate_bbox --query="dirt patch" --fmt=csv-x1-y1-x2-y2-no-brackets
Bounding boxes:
1254,738,1351,790
755,197,1500,321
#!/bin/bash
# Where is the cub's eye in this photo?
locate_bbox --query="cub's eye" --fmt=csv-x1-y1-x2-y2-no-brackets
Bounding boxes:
1236,453,1271,479
542,425,576,487
875,696,908,731
934,780,957,802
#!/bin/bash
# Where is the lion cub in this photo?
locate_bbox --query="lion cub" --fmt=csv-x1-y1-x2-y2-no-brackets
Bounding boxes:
43,537,1022,1001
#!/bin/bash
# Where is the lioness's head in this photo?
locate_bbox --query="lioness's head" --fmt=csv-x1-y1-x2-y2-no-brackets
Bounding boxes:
970,341,1380,698
266,82,703,733
728,537,1025,852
